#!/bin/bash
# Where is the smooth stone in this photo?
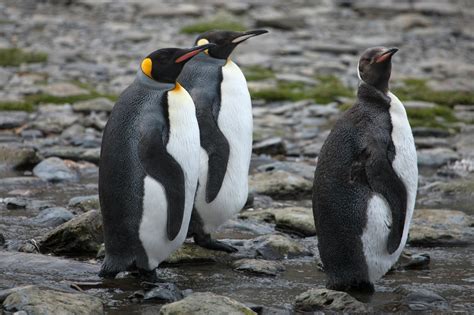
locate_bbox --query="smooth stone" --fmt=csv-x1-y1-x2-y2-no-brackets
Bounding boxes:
41,82,89,97
232,259,285,276
39,210,103,255
253,137,287,156
395,285,449,311
390,13,432,31
395,251,431,270
72,97,114,113
0,111,29,129
33,157,79,182
3,197,28,209
143,283,183,302
40,146,100,163
3,286,103,315
0,144,39,168
415,137,451,149
403,100,436,109
68,194,100,211
412,127,451,138
409,209,473,246
274,207,316,237
141,4,201,17
33,207,74,227
252,234,310,260
249,170,312,199
294,288,367,312
164,242,228,265
159,292,256,315
417,147,459,167
255,13,307,30
256,161,315,181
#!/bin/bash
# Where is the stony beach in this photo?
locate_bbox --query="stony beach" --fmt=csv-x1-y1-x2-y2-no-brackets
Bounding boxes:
0,0,473,314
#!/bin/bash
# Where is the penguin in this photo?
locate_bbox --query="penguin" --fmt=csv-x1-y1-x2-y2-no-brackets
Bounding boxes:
98,43,215,278
178,29,268,252
312,47,418,292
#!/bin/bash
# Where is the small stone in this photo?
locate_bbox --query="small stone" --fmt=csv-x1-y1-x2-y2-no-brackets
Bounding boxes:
39,210,103,256
417,148,459,168
0,144,39,169
412,127,451,138
33,207,74,227
2,286,103,315
403,100,436,110
72,97,114,113
249,170,312,199
294,288,367,313
256,13,307,30
232,259,285,276
274,207,316,237
3,197,28,209
33,157,79,182
253,137,287,156
164,242,228,265
395,285,449,311
256,161,315,181
141,4,201,18
143,283,183,302
391,13,432,31
68,195,100,211
0,111,29,129
159,292,256,315
41,82,89,97
252,234,310,260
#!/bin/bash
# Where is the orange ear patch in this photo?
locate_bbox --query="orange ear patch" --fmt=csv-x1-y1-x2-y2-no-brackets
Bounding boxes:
141,58,152,78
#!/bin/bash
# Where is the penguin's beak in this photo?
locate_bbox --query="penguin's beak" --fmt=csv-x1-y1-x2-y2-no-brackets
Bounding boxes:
374,48,399,64
231,29,269,44
175,43,216,63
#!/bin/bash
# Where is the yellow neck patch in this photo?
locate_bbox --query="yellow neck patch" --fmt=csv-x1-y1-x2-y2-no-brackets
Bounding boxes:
172,82,183,92
197,38,210,54
141,58,152,78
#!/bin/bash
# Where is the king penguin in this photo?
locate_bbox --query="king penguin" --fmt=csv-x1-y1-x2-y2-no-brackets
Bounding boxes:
178,29,268,252
98,43,215,278
312,47,418,292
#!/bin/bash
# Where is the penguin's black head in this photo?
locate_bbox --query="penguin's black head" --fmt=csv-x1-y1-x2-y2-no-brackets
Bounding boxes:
358,47,399,93
194,29,268,60
141,43,216,83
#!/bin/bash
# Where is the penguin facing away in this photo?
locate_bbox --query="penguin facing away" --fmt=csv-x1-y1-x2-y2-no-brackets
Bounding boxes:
178,29,268,252
98,43,215,278
312,47,418,292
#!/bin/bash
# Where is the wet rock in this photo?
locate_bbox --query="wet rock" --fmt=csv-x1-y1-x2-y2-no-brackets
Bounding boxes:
159,292,256,315
2,285,103,315
40,209,103,255
40,146,100,163
256,12,307,30
233,259,285,276
143,283,184,302
294,288,367,313
253,234,310,260
33,207,74,227
0,111,28,129
0,144,39,168
415,137,451,149
0,177,46,190
394,285,449,311
164,242,228,265
3,197,28,209
18,240,40,253
256,161,314,181
72,97,114,113
409,209,473,246
68,194,100,211
41,82,89,97
253,137,286,156
0,233,4,246
33,157,79,182
249,170,312,199
394,250,430,270
274,207,316,237
31,105,79,134
417,148,459,168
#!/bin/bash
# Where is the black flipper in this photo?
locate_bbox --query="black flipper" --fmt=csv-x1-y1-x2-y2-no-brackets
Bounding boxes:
138,127,185,241
198,102,230,203
364,139,407,254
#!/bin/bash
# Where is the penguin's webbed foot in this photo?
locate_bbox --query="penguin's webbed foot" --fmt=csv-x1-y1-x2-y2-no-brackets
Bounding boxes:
193,234,238,253
137,268,159,282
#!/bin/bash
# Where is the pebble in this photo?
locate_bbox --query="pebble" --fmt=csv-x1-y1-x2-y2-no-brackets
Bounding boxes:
294,288,367,313
33,207,74,227
32,157,79,182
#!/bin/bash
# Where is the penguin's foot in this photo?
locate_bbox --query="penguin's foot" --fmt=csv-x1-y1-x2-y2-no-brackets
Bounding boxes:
327,281,374,294
137,268,159,282
193,234,238,253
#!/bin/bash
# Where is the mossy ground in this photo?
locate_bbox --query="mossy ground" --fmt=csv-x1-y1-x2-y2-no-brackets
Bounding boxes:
180,18,246,34
0,48,48,66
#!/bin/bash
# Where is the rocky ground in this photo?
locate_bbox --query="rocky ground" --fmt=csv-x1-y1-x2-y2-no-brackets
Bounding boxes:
0,0,473,314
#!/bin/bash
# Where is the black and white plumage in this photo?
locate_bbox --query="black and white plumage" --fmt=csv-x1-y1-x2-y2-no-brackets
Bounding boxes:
312,47,418,292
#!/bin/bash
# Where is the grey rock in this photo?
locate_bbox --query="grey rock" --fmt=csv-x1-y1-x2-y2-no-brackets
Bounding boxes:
409,209,473,246
141,4,201,18
72,97,114,113
308,42,358,55
403,100,436,109
274,207,316,237
33,207,74,227
165,242,228,265
395,285,449,311
3,197,28,209
3,286,103,315
253,137,287,156
0,143,39,168
412,127,451,138
68,194,99,211
30,105,79,134
249,170,312,199
415,137,451,149
39,209,103,255
40,146,100,163
417,147,459,167
252,234,310,260
256,13,307,30
233,259,285,276
0,111,28,129
390,13,432,31
143,283,183,302
256,161,315,181
294,288,367,312
159,292,256,315
20,129,43,140
41,82,89,97
33,157,79,182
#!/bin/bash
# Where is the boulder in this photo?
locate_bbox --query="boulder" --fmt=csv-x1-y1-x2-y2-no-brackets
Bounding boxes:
249,170,312,199
2,286,103,315
40,210,103,255
68,195,100,211
252,234,310,260
159,292,256,315
232,259,285,276
33,157,79,182
294,288,367,313
274,207,316,237
0,143,39,168
32,207,74,227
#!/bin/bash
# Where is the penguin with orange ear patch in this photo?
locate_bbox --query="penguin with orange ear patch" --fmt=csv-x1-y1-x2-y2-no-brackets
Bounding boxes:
98,44,214,278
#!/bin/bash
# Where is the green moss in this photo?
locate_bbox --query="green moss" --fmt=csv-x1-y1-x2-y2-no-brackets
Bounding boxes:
180,18,246,34
406,106,457,129
0,101,34,112
250,75,354,104
242,65,275,81
0,48,48,66
393,78,474,107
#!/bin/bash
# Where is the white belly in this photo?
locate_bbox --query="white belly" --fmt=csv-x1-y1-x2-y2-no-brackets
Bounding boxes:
362,92,418,282
139,87,200,269
195,60,253,233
